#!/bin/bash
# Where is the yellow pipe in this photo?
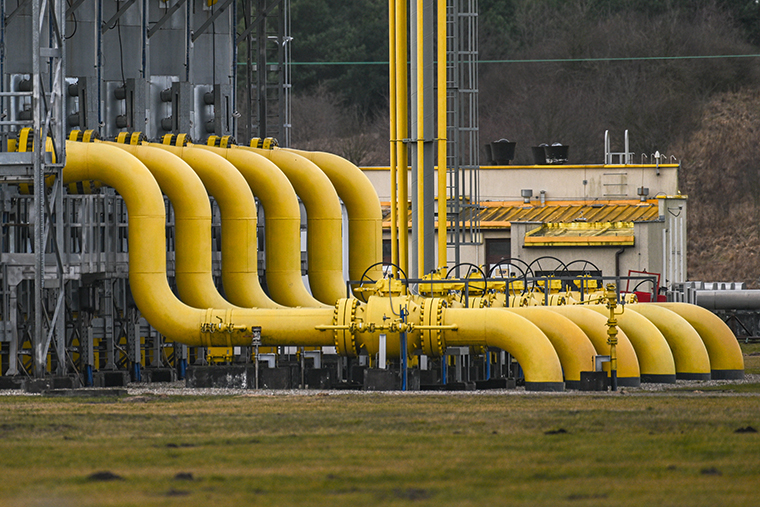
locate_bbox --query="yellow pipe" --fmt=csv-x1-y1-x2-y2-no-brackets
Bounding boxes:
416,0,425,276
396,0,409,275
196,145,324,308
63,141,334,347
548,306,641,386
148,143,280,309
442,307,565,391
436,0,447,269
656,303,744,379
238,146,345,305
627,304,711,380
507,307,597,389
285,149,384,286
389,0,399,273
107,142,235,310
585,305,676,383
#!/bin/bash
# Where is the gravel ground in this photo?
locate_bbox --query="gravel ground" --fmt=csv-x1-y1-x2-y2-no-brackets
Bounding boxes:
0,374,757,398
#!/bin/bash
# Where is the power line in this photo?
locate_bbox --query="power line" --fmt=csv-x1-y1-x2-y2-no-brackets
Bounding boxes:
282,53,760,66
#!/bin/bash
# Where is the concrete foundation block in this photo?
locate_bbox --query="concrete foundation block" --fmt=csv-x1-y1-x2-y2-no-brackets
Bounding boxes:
185,365,251,389
258,367,291,389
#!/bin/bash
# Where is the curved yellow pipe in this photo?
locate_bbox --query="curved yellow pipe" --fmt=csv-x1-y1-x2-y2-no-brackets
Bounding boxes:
63,141,334,347
237,146,345,305
107,142,235,310
442,308,565,391
657,303,744,379
285,148,384,286
148,143,280,309
507,307,597,389
196,145,324,308
548,306,641,386
585,305,676,383
627,304,711,380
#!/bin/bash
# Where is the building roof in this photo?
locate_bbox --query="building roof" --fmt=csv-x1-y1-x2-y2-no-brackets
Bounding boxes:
381,200,661,229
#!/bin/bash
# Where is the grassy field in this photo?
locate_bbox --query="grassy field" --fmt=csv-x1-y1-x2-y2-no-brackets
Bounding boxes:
0,344,758,506
0,389,758,507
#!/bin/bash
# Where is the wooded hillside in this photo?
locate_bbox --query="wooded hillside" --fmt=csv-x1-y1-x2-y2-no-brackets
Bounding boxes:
288,0,760,285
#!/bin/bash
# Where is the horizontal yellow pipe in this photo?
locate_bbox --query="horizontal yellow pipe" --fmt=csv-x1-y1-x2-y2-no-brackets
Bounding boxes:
197,145,324,308
63,141,334,347
149,143,280,309
657,303,744,379
238,146,345,305
585,305,676,382
442,307,565,391
508,307,597,388
107,142,235,310
627,304,711,379
285,148,384,286
548,306,640,386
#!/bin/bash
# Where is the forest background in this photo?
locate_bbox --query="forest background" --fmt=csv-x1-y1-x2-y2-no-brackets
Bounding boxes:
286,0,760,286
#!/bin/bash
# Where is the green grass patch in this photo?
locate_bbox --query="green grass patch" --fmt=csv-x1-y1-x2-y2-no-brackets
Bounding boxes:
0,393,758,506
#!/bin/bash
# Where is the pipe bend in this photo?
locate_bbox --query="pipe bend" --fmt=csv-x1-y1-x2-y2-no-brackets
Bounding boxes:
148,143,281,309
656,303,744,379
627,304,711,380
585,305,676,383
286,148,384,285
63,141,335,348
442,307,564,391
507,307,597,389
547,306,641,387
197,145,326,308
106,142,236,310
237,146,345,305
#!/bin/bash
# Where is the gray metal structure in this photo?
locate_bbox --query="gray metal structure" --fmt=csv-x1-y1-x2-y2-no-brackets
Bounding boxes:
446,0,480,271
238,0,292,145
0,0,292,382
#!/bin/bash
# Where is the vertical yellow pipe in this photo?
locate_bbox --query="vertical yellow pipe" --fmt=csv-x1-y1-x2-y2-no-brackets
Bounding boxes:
389,0,399,273
396,0,409,275
416,0,425,276
436,0,447,270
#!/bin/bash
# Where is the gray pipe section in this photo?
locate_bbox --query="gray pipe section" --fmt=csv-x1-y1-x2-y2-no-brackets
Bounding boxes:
694,290,760,310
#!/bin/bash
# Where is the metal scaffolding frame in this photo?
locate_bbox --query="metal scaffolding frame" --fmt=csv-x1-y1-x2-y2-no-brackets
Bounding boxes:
446,0,480,271
238,0,291,145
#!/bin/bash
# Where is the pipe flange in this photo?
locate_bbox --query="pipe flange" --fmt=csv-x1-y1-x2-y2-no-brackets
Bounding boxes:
161,133,192,146
333,298,359,357
206,135,237,148
249,137,279,149
69,129,101,143
114,131,146,145
420,297,446,357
